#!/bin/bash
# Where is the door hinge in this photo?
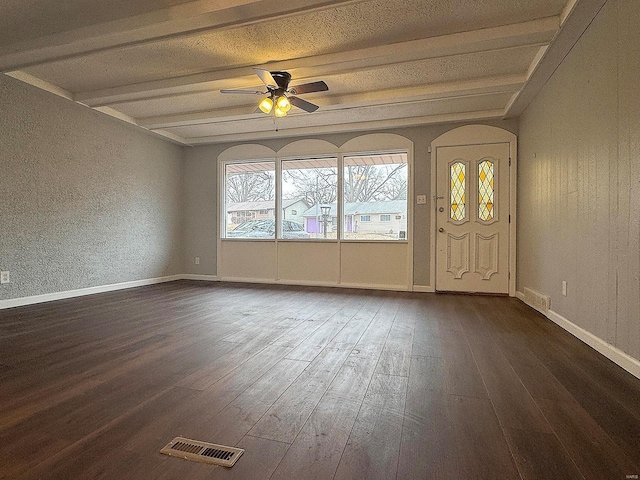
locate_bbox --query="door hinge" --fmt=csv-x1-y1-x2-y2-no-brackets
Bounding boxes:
508,272,511,280
509,214,511,223
509,158,512,167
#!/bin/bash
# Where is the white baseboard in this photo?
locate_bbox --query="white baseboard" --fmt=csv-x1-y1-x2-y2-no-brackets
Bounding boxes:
412,285,435,293
516,291,640,380
0,275,182,310
217,276,283,286
218,276,411,292
338,282,409,292
182,274,219,282
0,274,417,310
546,309,640,380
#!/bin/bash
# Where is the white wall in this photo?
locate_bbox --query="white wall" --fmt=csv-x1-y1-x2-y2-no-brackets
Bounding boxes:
518,0,640,362
0,74,185,301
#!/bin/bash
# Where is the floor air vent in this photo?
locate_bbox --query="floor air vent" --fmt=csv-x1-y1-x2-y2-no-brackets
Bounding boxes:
160,437,244,467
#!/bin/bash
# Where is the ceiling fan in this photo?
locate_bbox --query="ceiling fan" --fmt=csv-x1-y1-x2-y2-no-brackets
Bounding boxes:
220,68,328,117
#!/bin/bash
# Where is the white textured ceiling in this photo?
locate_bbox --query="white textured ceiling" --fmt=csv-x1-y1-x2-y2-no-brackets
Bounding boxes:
0,0,602,145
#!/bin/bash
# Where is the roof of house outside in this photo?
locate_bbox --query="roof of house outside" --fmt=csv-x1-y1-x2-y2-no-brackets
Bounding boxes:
301,200,407,217
227,198,307,212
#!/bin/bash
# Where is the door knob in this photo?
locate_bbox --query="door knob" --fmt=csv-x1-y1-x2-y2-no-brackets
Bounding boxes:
438,207,444,212
438,228,444,233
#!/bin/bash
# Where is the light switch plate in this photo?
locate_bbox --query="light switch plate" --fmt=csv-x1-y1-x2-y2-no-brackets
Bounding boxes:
0,271,9,284
416,195,427,205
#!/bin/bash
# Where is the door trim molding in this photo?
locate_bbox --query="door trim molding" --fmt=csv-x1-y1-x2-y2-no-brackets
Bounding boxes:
430,125,517,296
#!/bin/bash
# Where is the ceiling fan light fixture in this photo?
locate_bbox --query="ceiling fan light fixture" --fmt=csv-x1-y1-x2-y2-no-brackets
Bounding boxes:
222,69,325,116
276,96,291,113
258,97,274,114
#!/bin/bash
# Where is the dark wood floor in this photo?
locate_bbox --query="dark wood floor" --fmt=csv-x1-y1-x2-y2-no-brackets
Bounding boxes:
1,281,639,480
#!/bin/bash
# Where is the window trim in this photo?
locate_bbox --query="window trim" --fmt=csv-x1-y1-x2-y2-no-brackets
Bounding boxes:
222,158,277,240
219,143,412,245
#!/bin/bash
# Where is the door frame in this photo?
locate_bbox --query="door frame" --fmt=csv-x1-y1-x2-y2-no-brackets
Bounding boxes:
429,125,517,296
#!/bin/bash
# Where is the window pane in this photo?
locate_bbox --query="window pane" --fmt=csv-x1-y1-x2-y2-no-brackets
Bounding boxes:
478,160,495,221
343,153,408,240
450,162,466,221
225,161,276,238
282,158,338,239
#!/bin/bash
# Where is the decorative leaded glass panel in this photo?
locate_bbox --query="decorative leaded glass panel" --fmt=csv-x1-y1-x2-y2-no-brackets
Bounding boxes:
478,160,494,221
450,162,466,221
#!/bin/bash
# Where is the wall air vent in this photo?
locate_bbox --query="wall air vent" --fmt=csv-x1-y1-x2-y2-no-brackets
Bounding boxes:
523,287,550,314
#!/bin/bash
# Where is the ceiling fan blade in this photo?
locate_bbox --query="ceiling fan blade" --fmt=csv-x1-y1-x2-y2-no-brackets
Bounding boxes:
220,89,265,95
253,68,277,88
289,81,328,95
289,96,319,113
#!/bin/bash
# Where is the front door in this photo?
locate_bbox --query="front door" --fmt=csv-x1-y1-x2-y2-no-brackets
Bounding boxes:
435,143,510,293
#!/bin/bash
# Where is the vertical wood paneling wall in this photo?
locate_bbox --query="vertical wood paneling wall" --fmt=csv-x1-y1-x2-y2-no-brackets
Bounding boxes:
518,0,640,361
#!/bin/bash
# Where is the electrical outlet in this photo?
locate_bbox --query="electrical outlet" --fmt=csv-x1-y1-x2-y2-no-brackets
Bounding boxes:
416,194,427,205
0,271,9,284
562,281,567,296
195,257,200,265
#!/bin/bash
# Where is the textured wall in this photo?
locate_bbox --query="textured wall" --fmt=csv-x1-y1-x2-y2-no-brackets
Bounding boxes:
518,0,640,360
182,119,517,286
0,74,184,300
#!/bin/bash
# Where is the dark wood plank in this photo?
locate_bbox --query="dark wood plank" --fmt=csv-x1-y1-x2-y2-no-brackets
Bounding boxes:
186,358,308,447
411,318,445,358
247,343,353,443
269,338,387,479
441,328,487,398
536,398,640,478
176,327,293,391
447,395,520,480
467,336,552,433
269,395,362,480
285,292,370,361
322,343,384,402
492,331,577,403
396,355,457,480
285,318,351,362
334,373,407,480
375,302,415,376
330,294,384,344
503,428,585,480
